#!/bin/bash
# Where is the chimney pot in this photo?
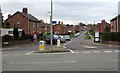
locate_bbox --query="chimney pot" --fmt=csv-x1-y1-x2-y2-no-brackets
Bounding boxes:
22,8,28,14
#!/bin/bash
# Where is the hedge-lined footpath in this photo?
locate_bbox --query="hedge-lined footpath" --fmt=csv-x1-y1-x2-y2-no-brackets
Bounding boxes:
101,32,120,42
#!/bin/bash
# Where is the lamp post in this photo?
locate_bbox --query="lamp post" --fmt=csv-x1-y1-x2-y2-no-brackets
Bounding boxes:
50,0,53,51
0,5,2,28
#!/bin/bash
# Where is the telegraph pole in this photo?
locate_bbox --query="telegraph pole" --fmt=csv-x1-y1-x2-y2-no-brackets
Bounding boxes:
50,0,53,51
0,5,2,29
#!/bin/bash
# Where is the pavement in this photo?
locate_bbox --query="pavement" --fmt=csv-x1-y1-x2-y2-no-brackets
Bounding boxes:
80,37,120,48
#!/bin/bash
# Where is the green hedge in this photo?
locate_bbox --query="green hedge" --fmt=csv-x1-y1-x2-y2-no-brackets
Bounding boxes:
101,32,120,42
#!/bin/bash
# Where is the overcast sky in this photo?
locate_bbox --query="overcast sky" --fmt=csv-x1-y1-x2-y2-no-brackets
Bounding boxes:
0,0,119,25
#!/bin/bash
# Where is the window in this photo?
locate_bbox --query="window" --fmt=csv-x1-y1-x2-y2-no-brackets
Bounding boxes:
8,31,13,34
33,22,35,27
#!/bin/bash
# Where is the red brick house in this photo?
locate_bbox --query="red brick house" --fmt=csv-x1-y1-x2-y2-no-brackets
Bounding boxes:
65,25,76,33
110,15,120,32
39,23,50,33
94,20,110,32
53,22,66,35
74,25,79,32
4,8,49,35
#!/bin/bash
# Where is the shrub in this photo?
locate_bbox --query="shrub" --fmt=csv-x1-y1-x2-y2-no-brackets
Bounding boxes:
85,35,91,39
101,32,120,42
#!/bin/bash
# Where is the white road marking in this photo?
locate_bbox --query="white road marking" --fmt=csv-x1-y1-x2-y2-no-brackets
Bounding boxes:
103,51,112,53
93,51,101,53
10,61,77,64
25,51,35,55
114,51,120,52
68,49,74,53
82,51,91,53
83,46,97,48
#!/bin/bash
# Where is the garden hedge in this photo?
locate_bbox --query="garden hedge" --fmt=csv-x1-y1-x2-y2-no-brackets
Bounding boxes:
101,32,120,42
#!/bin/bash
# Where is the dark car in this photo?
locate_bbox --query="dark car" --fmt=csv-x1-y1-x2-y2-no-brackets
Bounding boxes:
45,35,59,45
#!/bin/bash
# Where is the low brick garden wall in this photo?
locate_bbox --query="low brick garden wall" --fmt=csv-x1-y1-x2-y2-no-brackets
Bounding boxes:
108,41,120,45
2,39,31,47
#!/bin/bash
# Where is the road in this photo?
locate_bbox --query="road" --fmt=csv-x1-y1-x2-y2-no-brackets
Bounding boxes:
2,34,119,71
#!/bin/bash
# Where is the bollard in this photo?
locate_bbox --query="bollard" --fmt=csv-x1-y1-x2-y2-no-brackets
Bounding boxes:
57,39,61,47
39,41,44,51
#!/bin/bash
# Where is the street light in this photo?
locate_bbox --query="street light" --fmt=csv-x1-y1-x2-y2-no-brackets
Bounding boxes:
0,5,2,28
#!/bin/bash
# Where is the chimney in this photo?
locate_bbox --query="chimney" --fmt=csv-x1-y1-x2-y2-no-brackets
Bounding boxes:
102,20,105,23
8,14,11,18
58,21,61,24
22,8,28,14
61,22,63,24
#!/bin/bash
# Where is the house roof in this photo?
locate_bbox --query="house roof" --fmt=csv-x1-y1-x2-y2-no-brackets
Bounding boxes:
19,12,39,22
54,24,66,27
110,14,120,21
6,11,40,22
40,23,50,28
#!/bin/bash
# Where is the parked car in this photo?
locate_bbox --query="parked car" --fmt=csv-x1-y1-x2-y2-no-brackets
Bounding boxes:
45,35,59,45
64,35,70,41
74,33,80,37
74,33,78,37
58,35,66,43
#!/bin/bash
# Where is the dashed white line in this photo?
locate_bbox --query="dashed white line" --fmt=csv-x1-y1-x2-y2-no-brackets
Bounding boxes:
82,51,91,53
103,51,112,53
83,46,97,48
93,51,101,53
25,51,35,55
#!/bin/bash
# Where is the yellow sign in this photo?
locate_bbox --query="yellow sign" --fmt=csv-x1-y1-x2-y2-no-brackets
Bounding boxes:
39,41,44,51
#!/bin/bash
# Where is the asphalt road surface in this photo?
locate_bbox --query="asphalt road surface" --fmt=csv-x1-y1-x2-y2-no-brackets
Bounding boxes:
2,34,119,71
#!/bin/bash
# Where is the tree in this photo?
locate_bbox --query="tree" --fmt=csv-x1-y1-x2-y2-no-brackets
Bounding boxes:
104,26,110,32
13,25,19,39
78,22,86,26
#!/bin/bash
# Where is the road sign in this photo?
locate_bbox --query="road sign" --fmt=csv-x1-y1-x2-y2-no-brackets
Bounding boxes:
39,41,44,51
52,21,57,24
